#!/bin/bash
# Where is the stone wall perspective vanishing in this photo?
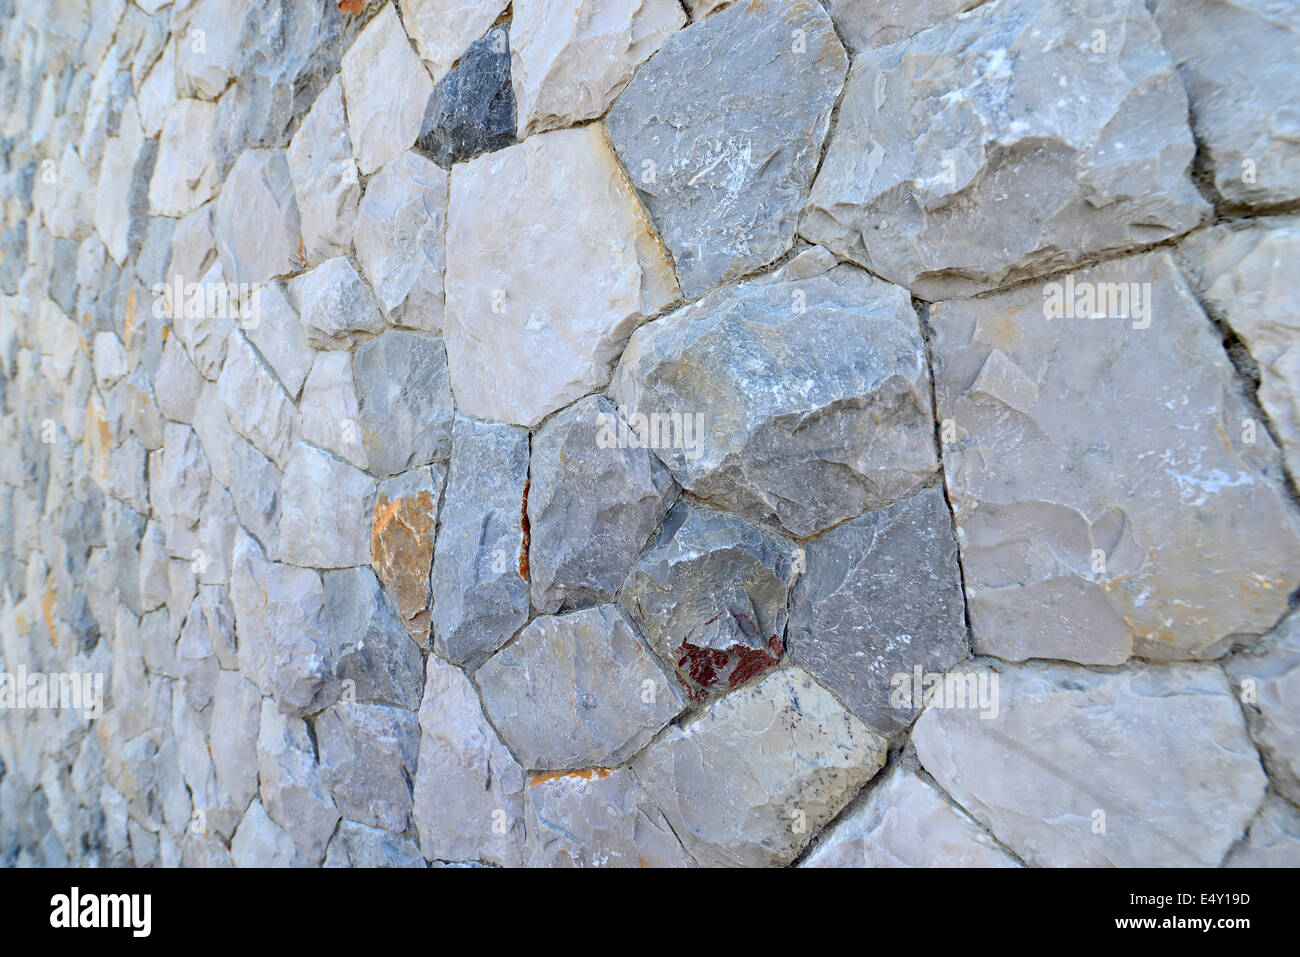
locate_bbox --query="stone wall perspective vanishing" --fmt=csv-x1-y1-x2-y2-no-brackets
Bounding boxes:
1,0,1298,868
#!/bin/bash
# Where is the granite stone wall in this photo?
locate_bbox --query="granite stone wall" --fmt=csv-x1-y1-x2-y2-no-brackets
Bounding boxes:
1,0,1298,867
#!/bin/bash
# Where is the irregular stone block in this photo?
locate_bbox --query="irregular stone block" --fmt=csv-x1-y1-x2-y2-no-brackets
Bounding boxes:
824,0,986,52
399,0,511,84
216,331,299,470
528,394,677,614
257,700,339,864
353,330,454,477
912,661,1268,867
430,416,530,668
371,466,444,645
510,0,683,138
622,501,798,703
930,252,1300,662
417,24,515,168
209,669,261,813
279,442,376,569
606,0,846,297
290,257,385,350
802,0,1209,299
214,149,301,285
633,666,887,866
524,767,694,867
1225,613,1300,806
298,351,368,470
477,604,686,770
788,486,968,735
325,820,426,868
413,655,525,866
148,98,220,218
803,764,1018,868
444,124,679,427
243,282,312,402
230,798,302,868
286,76,360,266
317,702,420,835
322,566,424,712
1225,796,1300,868
612,248,936,536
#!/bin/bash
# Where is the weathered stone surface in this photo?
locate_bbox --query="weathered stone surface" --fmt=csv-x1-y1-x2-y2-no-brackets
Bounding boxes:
612,248,936,536
257,700,339,864
278,442,376,569
788,486,968,735
286,76,360,266
913,661,1267,867
230,798,300,868
216,331,299,470
298,351,367,470
1152,0,1300,208
322,566,424,712
606,0,846,298
290,257,385,350
324,820,426,868
931,252,1300,663
528,394,677,614
148,98,220,218
227,437,284,560
214,149,301,285
209,669,261,813
398,0,511,84
524,766,694,867
802,0,1209,299
353,331,454,477
371,467,444,645
634,666,887,866
417,24,515,168
478,604,686,770
353,151,448,332
1226,613,1300,806
510,0,683,138
1225,796,1300,868
243,282,312,402
93,101,151,266
622,501,798,703
444,124,679,427
1179,216,1300,482
341,5,435,175
430,416,530,668
174,0,252,100
824,0,986,52
803,764,1017,867
316,702,420,834
412,655,526,866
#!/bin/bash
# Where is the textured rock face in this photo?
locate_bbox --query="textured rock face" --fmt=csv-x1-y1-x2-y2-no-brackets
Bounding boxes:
149,99,220,218
788,486,968,735
477,604,686,769
1225,796,1300,868
931,252,1300,664
399,0,512,84
612,248,936,537
622,501,799,703
278,442,376,570
371,467,444,645
286,77,359,267
524,767,694,867
824,0,984,52
913,662,1266,867
430,416,530,668
325,821,426,869
634,667,888,867
317,702,420,834
417,25,515,168
606,0,846,298
290,257,385,350
511,0,684,138
214,149,301,285
444,124,679,427
527,394,678,614
352,331,455,478
1152,0,1300,208
1226,613,1300,805
803,765,1017,868
802,0,1209,299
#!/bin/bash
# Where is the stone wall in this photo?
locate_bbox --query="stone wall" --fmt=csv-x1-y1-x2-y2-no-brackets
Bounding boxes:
1,0,1298,867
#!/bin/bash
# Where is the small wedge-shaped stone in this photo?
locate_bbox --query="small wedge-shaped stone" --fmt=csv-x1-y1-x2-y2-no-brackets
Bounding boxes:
1152,0,1300,208
477,604,686,770
287,77,360,266
801,0,1208,299
788,486,967,735
622,501,799,703
633,666,887,867
317,702,420,834
341,5,435,175
511,0,684,138
430,416,530,668
413,655,525,866
417,24,515,168
524,767,695,867
802,765,1018,868
290,257,385,350
244,282,312,402
399,0,511,84
298,351,367,470
528,394,678,614
612,248,936,537
605,0,846,298
931,252,1300,662
279,442,376,569
214,149,301,285
371,467,444,645
353,331,455,477
912,661,1267,867
1225,613,1300,806
444,124,679,427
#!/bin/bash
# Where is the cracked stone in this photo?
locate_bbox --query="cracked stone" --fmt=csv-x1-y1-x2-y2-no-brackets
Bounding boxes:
1225,795,1300,868
214,149,301,285
290,257,385,350
216,331,299,470
257,699,339,864
322,566,424,712
1225,612,1300,806
823,0,985,52
324,820,426,868
298,351,368,471
398,0,511,85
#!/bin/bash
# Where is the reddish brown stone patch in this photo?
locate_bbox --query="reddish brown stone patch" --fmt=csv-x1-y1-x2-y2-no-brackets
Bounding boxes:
371,489,436,645
674,623,783,703
518,478,530,580
529,768,613,787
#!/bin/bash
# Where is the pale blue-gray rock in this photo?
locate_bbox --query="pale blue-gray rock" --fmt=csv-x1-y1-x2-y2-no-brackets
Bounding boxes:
257,700,340,865
290,257,385,350
352,330,454,478
1225,613,1300,806
316,702,420,834
324,821,426,868
321,566,424,712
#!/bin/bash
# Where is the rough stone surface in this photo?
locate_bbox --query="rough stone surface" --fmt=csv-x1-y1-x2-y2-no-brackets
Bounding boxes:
788,486,968,735
606,0,846,298
417,24,515,168
290,257,385,350
371,467,444,646
633,666,887,866
317,702,420,834
930,252,1300,663
477,604,686,770
801,0,1210,299
824,0,986,52
399,0,512,85
286,77,360,266
444,123,679,427
612,248,936,537
214,149,301,285
324,821,426,869
1224,795,1300,868
1225,613,1300,806
913,661,1267,867
352,331,455,478
278,442,376,570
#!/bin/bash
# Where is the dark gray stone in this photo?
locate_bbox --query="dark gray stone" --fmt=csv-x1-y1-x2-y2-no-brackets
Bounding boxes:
416,25,515,169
